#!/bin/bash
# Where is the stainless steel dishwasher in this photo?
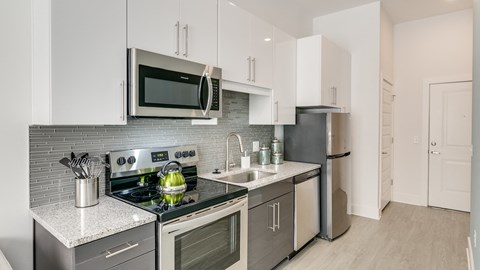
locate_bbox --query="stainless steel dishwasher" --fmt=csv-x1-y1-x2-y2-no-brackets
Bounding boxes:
294,169,320,251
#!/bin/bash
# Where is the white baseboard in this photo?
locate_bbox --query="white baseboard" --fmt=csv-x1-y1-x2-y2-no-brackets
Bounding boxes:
468,236,475,270
392,191,426,206
352,204,380,220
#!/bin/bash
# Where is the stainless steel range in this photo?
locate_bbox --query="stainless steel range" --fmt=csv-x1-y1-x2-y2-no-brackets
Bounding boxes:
106,145,248,270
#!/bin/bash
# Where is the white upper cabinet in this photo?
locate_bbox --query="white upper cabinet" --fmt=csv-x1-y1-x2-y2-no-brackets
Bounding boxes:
127,0,218,66
219,0,273,91
297,35,351,112
32,0,127,125
250,28,296,125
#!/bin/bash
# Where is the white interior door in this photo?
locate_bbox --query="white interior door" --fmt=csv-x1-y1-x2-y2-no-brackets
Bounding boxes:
381,79,394,211
428,81,472,212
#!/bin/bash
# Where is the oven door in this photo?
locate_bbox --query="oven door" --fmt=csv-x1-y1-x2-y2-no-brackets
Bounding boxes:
159,197,248,270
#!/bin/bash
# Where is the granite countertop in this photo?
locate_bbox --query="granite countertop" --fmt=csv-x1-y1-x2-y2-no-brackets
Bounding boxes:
30,196,157,248
200,161,321,190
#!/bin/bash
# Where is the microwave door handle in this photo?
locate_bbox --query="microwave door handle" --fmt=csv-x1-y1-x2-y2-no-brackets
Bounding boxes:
198,74,206,115
204,72,213,117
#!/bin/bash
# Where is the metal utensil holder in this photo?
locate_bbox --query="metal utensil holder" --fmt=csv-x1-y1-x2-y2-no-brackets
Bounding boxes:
75,177,99,208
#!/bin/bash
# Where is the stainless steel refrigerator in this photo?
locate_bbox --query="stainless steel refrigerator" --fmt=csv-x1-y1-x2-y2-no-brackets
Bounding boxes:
284,110,351,240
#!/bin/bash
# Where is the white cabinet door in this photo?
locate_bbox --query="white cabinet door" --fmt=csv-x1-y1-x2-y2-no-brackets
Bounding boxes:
249,15,273,89
179,0,218,66
249,28,295,125
296,35,351,111
127,0,180,57
219,0,273,90
128,0,217,66
218,0,250,84
273,28,296,125
33,0,127,125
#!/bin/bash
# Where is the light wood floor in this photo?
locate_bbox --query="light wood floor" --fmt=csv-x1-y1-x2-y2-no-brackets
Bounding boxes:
277,202,470,270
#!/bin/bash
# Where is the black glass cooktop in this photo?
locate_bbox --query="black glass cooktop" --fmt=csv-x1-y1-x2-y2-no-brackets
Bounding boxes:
111,177,247,222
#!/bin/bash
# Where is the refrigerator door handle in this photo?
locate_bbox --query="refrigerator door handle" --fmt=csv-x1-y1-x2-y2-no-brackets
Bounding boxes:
327,152,351,159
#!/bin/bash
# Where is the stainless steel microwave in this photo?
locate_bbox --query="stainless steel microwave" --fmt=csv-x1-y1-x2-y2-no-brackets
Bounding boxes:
128,48,222,119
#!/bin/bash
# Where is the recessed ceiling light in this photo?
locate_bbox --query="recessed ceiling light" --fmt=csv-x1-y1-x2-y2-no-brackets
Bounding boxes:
229,2,237,6
264,38,272,42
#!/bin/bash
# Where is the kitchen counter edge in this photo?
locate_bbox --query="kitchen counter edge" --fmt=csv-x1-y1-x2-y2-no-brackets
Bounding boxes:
30,196,157,248
199,161,321,190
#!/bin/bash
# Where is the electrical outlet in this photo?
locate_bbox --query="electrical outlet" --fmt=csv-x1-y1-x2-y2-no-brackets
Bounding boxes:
253,141,260,152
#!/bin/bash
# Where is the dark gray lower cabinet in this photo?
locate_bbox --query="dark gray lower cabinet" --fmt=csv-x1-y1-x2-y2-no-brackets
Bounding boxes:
248,179,294,270
34,221,155,270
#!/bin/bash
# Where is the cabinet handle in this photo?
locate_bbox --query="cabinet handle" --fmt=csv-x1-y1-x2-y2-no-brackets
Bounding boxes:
276,202,280,230
430,151,441,155
105,242,139,259
175,21,180,55
121,81,125,121
334,87,337,105
274,101,279,122
247,57,251,81
268,204,276,232
183,24,189,57
251,57,256,82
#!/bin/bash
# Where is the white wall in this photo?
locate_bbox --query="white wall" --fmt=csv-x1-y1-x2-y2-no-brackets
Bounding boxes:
232,0,312,38
381,6,394,81
314,2,382,219
393,9,473,205
0,0,33,269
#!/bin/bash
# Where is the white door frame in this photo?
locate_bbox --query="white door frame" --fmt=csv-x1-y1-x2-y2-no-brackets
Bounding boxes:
421,74,472,206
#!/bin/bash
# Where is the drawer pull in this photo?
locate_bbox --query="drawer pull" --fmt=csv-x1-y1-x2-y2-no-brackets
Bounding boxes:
105,243,139,259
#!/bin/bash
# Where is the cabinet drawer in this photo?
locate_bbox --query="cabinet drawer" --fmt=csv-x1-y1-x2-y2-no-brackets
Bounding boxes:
248,178,293,209
75,223,155,270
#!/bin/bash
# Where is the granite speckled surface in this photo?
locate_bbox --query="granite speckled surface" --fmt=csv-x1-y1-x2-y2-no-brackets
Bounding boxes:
199,161,321,190
30,196,156,248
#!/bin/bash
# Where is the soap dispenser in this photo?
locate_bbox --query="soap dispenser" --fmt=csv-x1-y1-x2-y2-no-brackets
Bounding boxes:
241,150,250,169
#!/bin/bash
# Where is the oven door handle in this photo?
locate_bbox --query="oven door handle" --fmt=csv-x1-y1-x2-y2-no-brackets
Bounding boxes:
162,198,247,235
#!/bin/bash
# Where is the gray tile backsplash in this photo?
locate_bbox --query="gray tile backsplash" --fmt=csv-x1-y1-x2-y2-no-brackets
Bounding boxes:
29,91,274,207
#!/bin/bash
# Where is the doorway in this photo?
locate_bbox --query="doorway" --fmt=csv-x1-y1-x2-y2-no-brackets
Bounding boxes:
380,78,394,211
428,81,472,212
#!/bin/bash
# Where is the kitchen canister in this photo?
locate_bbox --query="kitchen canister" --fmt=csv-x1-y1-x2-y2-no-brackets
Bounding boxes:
258,145,271,165
271,152,284,165
271,137,282,154
75,177,99,208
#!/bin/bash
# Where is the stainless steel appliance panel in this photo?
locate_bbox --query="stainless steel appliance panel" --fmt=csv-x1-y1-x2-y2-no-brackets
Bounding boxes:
129,48,222,118
294,170,320,251
327,113,351,156
326,154,351,239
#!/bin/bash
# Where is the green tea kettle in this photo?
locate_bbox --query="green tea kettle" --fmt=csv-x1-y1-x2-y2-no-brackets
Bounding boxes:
156,161,187,206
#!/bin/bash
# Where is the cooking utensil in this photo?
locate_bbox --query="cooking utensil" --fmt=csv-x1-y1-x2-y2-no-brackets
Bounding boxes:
59,157,71,169
157,161,187,206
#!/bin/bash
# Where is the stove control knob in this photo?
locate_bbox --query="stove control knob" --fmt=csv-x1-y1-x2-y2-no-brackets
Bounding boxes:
189,150,196,157
117,157,126,166
182,151,189,158
175,151,182,159
127,156,136,165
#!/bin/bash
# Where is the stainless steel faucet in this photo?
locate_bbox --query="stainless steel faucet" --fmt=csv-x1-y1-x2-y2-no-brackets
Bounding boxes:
225,133,245,172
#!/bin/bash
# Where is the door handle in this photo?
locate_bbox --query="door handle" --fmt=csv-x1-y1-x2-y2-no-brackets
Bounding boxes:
247,57,251,81
174,21,180,55
183,24,189,57
251,57,256,83
268,204,276,232
382,151,387,155
430,151,441,155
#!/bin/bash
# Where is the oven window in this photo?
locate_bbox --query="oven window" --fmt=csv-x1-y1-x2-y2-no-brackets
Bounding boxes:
174,212,240,270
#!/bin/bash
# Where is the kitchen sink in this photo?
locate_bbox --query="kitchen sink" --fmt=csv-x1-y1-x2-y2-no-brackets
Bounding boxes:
217,170,276,183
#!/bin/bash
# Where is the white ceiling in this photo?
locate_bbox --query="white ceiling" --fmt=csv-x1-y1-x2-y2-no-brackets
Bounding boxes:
291,0,473,23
